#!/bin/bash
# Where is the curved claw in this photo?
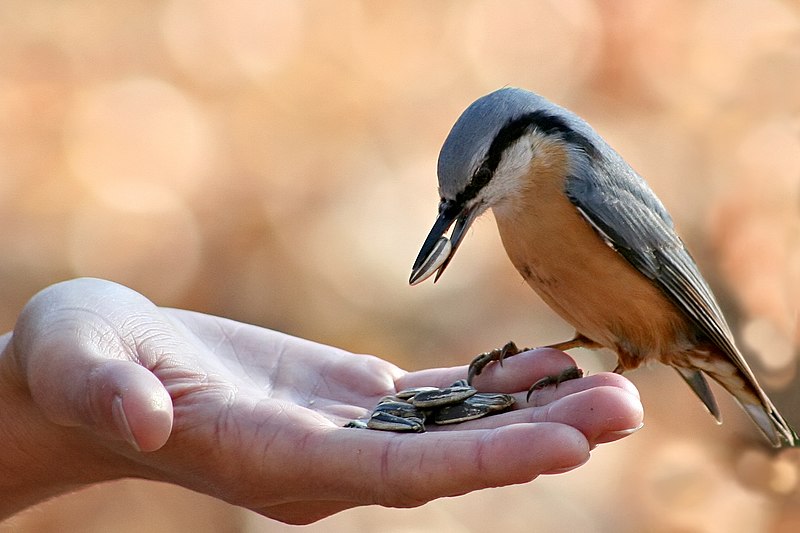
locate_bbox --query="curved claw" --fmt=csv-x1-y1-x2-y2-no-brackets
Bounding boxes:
526,366,584,402
467,341,526,384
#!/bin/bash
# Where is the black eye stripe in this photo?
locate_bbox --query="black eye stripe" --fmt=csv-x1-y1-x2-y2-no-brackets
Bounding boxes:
452,111,597,206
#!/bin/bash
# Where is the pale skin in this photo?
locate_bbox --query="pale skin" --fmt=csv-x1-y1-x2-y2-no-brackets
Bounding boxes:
0,278,643,525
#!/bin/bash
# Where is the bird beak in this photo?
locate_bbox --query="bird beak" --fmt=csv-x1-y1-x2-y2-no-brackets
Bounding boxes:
409,200,479,285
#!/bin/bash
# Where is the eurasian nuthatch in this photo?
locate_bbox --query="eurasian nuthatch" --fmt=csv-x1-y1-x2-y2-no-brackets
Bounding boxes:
410,87,797,447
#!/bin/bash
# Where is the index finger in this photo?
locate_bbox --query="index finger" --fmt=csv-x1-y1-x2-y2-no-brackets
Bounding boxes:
395,348,578,392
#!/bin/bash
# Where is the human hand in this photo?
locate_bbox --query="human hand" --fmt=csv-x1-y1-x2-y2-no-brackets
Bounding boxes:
0,278,642,524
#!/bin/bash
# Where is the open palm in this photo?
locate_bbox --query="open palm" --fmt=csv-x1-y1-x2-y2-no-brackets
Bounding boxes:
2,278,642,524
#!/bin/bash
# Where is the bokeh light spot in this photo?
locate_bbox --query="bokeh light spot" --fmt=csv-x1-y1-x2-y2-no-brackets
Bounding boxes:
743,317,795,372
65,78,215,207
67,192,201,303
160,0,303,84
461,0,601,96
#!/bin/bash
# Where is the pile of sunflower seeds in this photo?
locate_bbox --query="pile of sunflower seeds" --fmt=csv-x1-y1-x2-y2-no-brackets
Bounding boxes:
345,379,515,432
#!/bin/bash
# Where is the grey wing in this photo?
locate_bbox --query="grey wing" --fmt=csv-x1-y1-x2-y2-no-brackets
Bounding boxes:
565,167,800,446
564,167,743,369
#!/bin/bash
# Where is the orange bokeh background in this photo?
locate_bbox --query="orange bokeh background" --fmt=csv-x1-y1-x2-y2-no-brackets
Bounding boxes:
1,1,799,532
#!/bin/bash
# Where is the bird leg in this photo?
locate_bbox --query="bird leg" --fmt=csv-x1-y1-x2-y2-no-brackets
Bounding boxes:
467,334,596,385
545,333,599,352
526,366,585,401
467,333,595,402
518,333,596,395
467,341,527,384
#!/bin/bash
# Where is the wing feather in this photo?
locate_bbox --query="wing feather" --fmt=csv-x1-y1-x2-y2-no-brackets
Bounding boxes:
564,166,748,377
553,118,797,445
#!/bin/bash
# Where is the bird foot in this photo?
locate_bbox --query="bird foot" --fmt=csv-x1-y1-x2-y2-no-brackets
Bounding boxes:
526,366,584,401
467,341,528,384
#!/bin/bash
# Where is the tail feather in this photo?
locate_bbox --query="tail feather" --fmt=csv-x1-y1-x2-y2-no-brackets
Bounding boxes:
734,395,800,448
687,353,799,447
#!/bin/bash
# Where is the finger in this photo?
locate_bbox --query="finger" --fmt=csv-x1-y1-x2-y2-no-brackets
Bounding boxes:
326,374,638,432
260,501,356,526
397,348,577,392
11,278,174,451
542,386,643,444
18,353,173,452
523,372,640,406
469,348,579,391
104,361,174,451
290,422,589,508
428,385,643,445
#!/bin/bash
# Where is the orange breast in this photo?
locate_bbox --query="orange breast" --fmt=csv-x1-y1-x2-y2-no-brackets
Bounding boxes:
491,139,693,369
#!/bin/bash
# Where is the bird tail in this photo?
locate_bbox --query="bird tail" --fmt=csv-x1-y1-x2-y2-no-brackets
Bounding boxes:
690,353,799,447
733,393,799,448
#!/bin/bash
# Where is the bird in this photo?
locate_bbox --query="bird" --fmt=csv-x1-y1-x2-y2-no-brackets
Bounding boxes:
408,87,798,447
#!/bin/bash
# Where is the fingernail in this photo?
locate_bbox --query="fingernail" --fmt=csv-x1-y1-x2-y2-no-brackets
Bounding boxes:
112,394,141,452
596,422,644,444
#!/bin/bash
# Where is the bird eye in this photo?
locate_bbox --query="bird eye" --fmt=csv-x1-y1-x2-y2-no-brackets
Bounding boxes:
474,166,492,187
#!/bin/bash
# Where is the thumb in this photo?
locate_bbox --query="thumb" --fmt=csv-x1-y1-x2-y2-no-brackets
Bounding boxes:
10,278,174,452
90,360,174,452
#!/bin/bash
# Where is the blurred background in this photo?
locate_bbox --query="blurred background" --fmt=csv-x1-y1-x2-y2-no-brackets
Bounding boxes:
1,0,799,531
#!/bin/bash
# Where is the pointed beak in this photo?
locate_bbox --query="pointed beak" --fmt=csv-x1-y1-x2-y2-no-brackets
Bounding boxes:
409,200,480,285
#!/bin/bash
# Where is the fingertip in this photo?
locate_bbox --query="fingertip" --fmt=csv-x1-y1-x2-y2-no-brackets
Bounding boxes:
97,361,174,452
593,388,644,444
483,423,590,482
592,371,641,399
546,386,644,446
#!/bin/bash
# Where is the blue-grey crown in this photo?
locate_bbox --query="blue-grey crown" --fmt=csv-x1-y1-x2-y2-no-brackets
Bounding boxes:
436,87,600,201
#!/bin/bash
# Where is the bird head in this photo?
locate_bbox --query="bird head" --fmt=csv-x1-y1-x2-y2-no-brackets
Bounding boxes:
409,87,596,285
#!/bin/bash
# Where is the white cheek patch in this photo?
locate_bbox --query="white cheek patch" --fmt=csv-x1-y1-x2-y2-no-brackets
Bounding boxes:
480,136,535,206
